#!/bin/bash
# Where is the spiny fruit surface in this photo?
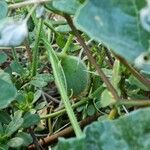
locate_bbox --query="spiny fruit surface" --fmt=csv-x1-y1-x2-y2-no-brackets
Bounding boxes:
59,55,89,97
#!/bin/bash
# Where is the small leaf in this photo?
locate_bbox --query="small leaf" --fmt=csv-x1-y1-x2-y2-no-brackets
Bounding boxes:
32,90,42,104
10,61,25,75
30,79,47,88
8,137,24,148
5,111,23,137
55,25,71,33
16,132,33,146
56,35,66,48
100,89,115,107
22,113,40,128
86,104,95,116
0,70,12,84
30,73,54,88
129,75,150,91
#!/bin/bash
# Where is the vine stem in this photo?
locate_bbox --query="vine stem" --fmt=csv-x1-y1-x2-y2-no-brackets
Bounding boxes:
114,99,150,107
41,98,87,119
65,15,120,101
44,21,59,35
31,19,43,77
61,34,74,55
8,0,51,9
24,4,38,22
43,39,82,137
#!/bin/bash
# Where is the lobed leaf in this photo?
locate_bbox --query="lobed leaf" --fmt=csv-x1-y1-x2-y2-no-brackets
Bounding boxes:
75,0,150,72
56,107,150,150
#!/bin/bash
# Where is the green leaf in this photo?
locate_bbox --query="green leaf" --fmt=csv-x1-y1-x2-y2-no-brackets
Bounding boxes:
0,52,7,64
8,137,24,148
10,61,25,75
0,70,12,84
56,108,150,150
52,0,81,15
56,35,67,48
59,55,89,96
75,0,150,71
32,90,42,104
30,79,47,88
16,132,33,146
30,73,54,88
55,136,85,150
86,104,95,116
0,79,17,109
5,111,23,137
55,25,71,33
0,0,8,19
100,89,115,107
22,113,40,128
85,107,150,150
129,75,150,91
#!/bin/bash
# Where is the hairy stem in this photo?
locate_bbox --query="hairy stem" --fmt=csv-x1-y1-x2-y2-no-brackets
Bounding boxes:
41,98,88,119
115,99,150,107
61,34,74,55
43,39,82,137
31,19,43,77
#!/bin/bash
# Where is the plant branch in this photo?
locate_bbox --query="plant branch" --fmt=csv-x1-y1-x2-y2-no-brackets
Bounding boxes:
29,113,100,149
42,91,60,104
29,128,44,150
40,98,88,119
115,54,150,89
114,99,150,107
64,15,120,100
61,34,74,55
31,19,43,77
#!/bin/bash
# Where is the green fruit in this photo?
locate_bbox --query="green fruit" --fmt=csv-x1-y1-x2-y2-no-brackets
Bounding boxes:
59,54,89,97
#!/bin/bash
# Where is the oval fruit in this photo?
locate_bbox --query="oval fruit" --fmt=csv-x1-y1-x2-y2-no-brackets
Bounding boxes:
59,54,89,97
